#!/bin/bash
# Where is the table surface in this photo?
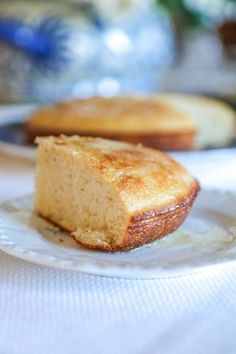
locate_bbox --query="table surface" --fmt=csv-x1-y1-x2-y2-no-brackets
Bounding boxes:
1,146,236,354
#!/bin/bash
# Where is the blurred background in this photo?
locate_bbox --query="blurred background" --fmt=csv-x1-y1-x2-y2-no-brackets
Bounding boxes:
0,0,236,104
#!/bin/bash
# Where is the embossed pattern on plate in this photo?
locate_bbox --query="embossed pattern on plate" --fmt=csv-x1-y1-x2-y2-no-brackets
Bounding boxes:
0,190,236,278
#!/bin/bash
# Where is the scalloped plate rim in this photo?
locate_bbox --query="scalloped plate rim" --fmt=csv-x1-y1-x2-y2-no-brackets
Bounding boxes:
1,190,236,279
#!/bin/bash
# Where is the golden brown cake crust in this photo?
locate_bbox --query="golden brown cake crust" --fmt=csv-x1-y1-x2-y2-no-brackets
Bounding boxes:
122,183,199,252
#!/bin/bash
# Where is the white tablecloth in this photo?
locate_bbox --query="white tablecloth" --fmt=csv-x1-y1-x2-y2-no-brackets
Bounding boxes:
1,150,236,354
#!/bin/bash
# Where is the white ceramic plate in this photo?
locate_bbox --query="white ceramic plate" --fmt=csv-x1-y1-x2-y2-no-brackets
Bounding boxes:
0,190,236,279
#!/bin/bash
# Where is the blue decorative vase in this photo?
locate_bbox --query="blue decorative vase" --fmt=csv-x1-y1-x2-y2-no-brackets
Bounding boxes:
0,1,174,103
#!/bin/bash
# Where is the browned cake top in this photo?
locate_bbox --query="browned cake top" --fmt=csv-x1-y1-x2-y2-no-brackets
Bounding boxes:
28,96,196,134
36,135,198,214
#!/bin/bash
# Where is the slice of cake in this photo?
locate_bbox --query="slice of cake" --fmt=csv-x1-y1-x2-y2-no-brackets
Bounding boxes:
26,96,196,151
35,135,200,252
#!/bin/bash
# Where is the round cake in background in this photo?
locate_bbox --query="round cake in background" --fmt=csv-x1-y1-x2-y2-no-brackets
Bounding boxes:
25,96,196,151
25,94,236,151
